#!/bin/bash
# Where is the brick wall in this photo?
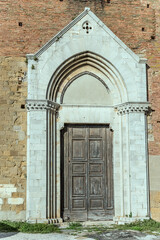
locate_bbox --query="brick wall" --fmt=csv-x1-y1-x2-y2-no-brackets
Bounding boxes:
0,0,158,56
0,0,160,221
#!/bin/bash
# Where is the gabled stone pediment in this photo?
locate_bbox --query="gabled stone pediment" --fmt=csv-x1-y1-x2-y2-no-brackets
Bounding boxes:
27,7,146,64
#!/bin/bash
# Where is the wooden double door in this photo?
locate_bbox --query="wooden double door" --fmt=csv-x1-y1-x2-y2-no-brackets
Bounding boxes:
61,124,114,221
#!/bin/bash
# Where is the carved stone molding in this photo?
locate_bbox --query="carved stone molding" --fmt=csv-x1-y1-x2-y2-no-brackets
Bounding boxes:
26,100,60,112
115,102,150,115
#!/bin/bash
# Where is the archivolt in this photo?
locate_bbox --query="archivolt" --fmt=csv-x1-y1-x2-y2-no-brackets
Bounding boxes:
46,51,128,103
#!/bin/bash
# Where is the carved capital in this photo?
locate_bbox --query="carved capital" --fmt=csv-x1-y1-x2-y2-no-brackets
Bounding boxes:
115,102,150,115
26,100,60,112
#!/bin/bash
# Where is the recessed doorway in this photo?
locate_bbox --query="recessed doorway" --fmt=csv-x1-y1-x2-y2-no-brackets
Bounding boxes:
61,124,114,221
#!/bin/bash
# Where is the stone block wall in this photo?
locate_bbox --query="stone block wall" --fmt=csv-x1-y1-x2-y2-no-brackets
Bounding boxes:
0,57,27,220
0,184,25,220
0,0,160,221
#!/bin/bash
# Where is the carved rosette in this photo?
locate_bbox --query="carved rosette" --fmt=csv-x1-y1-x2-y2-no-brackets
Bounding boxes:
26,100,60,112
115,102,150,115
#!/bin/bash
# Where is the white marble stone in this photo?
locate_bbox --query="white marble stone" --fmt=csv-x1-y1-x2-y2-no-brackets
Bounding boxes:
8,198,24,205
26,8,149,223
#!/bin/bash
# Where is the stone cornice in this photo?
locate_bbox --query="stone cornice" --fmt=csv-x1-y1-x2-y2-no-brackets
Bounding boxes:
115,102,150,115
26,100,60,112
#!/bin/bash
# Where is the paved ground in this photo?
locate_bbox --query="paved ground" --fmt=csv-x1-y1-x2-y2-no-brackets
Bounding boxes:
90,230,160,240
0,222,160,240
0,231,160,240
0,232,92,240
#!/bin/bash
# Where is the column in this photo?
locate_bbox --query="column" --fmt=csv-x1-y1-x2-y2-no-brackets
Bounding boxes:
26,100,60,223
116,102,150,221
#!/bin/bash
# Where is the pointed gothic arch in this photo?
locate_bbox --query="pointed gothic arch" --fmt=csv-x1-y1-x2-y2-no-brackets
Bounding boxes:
46,51,128,104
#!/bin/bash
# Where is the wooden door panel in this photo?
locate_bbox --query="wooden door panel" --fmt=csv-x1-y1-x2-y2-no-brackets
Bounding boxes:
89,128,101,137
89,140,102,159
90,199,103,209
72,199,86,210
63,130,69,210
72,176,86,196
89,176,103,196
62,124,114,221
72,140,85,159
72,127,85,137
89,163,103,174
72,163,86,174
106,128,114,210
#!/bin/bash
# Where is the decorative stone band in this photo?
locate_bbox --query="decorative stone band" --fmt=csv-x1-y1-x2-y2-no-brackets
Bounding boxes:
26,100,60,112
115,102,150,115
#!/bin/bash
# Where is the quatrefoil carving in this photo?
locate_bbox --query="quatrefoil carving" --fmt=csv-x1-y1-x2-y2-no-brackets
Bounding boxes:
82,21,92,34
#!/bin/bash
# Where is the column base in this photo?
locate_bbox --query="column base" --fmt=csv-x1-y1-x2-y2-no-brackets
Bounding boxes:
26,218,63,224
48,218,63,224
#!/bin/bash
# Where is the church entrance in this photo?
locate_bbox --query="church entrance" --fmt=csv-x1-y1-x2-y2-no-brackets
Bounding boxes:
61,124,114,221
26,9,149,223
